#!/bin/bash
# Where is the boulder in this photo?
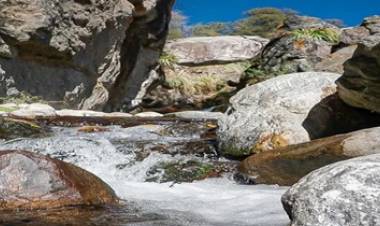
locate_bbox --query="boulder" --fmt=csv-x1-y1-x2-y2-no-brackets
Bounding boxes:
239,126,380,186
340,27,370,45
0,150,118,210
337,42,380,113
261,35,332,73
362,15,380,34
218,72,340,157
164,36,269,65
282,154,380,226
0,0,174,111
315,45,357,74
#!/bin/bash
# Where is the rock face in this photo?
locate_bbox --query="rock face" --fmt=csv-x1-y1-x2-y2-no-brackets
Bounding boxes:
337,41,380,113
0,0,174,111
239,126,380,186
0,150,118,210
282,154,380,226
138,36,269,112
218,72,340,157
164,36,269,65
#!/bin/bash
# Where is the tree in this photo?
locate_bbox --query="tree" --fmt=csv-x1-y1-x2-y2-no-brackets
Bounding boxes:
191,22,232,37
168,11,187,40
233,8,296,38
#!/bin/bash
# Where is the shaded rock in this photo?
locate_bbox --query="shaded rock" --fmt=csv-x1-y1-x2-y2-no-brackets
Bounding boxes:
315,45,357,74
0,150,118,210
337,41,380,112
282,154,380,226
164,36,269,65
0,0,174,111
239,126,380,186
218,72,340,157
261,35,333,73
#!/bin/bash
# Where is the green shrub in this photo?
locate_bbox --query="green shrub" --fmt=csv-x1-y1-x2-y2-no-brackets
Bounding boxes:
0,92,46,105
291,28,340,44
159,52,178,68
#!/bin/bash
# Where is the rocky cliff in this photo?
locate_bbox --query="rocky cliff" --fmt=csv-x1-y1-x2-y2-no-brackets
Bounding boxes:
0,0,174,111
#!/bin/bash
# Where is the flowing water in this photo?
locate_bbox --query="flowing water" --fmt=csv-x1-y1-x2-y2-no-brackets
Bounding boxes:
0,120,289,226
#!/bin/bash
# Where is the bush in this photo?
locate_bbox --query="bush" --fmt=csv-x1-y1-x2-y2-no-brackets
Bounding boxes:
291,28,340,44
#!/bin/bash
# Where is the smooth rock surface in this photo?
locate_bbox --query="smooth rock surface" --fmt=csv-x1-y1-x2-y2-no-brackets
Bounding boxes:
239,126,380,186
315,45,357,74
0,150,118,210
218,72,340,156
282,154,380,226
164,36,269,65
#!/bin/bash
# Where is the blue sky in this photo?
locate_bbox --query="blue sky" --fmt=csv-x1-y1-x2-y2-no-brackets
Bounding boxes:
174,0,380,26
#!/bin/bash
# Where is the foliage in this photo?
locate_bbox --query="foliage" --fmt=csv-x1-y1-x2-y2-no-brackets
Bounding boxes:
0,91,46,105
0,106,16,112
159,52,178,68
291,28,340,44
233,8,296,38
191,22,232,37
166,73,227,98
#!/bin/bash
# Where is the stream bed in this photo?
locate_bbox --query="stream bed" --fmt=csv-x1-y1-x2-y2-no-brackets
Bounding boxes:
0,117,289,226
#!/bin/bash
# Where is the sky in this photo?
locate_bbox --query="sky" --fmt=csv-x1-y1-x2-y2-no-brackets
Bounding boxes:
174,0,380,26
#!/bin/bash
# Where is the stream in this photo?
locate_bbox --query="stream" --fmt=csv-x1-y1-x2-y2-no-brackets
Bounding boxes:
0,118,289,226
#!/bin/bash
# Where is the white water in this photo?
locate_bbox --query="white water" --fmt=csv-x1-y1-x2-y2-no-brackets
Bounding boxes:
0,125,289,226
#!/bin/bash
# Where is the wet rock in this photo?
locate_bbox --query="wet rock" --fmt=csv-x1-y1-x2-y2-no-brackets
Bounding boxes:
337,41,380,112
0,0,174,111
164,36,268,65
0,118,46,140
218,72,340,157
282,154,380,226
0,150,118,210
146,160,234,183
239,126,380,186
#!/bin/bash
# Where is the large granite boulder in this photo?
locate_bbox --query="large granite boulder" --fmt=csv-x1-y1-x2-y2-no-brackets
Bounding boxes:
239,126,380,186
337,41,380,113
164,36,268,65
218,72,340,157
282,154,380,226
0,0,174,111
0,150,118,210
